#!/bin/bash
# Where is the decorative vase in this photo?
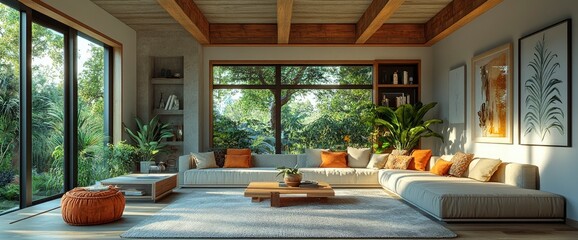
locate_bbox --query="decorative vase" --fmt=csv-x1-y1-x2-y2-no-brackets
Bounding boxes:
284,173,302,187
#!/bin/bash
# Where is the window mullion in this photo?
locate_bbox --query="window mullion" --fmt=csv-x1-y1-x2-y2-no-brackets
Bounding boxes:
274,65,282,154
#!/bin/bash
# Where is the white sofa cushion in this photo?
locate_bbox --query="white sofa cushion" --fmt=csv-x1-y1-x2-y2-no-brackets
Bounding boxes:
192,152,218,169
252,154,298,168
347,147,371,168
468,158,502,182
305,149,328,167
378,169,565,220
183,167,280,185
366,153,389,169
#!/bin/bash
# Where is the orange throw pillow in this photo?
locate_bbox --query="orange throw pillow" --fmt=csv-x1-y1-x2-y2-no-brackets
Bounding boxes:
227,148,251,155
223,154,252,168
430,159,452,176
320,151,348,168
408,149,432,171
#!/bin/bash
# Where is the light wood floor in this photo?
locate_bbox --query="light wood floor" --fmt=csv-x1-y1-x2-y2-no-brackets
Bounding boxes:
0,188,577,240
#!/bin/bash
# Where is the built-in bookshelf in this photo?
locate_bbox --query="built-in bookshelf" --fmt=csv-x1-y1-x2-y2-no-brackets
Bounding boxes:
373,60,421,108
150,56,184,158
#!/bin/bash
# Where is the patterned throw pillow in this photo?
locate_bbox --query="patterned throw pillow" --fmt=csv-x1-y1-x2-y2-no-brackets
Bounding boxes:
392,156,413,169
384,154,413,169
448,152,475,177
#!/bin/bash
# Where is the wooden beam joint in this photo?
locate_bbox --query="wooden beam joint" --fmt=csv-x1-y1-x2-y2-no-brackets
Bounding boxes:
157,0,210,44
356,0,405,44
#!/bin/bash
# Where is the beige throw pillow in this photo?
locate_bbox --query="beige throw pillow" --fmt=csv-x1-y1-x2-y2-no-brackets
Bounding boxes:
305,149,329,167
366,153,389,169
347,147,371,168
192,152,218,169
468,158,502,182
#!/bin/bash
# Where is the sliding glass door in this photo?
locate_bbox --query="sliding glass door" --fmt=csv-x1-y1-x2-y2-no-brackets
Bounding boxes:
0,2,21,214
30,22,66,201
0,0,113,213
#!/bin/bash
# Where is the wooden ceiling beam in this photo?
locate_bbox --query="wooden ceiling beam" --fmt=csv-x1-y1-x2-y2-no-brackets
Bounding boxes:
277,0,294,44
424,0,503,46
355,0,405,44
157,0,210,44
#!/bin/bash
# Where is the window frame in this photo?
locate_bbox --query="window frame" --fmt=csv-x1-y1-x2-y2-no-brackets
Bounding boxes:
209,60,374,153
0,0,114,215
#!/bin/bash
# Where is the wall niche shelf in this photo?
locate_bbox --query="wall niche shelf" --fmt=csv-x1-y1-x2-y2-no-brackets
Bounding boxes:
150,56,185,157
373,60,421,108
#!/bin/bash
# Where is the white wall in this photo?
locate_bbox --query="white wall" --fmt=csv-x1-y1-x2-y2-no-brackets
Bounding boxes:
43,0,137,142
202,46,434,151
431,0,578,221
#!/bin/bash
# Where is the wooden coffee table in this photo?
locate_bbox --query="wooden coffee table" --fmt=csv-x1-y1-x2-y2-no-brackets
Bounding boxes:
100,173,177,202
244,181,335,207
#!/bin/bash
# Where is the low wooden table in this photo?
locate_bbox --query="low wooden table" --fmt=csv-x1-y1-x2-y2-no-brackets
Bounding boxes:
244,181,335,207
100,174,177,202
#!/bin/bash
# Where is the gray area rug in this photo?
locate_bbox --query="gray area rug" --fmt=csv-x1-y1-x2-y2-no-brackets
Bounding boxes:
121,188,456,239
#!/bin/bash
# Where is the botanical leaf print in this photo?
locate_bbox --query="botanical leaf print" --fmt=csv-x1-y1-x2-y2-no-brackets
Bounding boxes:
523,34,564,140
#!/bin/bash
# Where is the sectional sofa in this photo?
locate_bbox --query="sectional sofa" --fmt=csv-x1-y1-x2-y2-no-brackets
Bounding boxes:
177,153,566,222
178,154,380,187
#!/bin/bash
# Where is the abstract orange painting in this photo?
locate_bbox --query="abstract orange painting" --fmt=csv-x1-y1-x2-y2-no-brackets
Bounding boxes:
471,43,513,144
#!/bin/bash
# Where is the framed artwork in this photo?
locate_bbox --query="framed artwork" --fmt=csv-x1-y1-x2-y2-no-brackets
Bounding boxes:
471,43,513,144
448,65,466,124
519,19,571,147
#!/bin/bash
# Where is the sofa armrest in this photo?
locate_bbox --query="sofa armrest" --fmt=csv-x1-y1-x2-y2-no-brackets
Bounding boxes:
178,154,192,185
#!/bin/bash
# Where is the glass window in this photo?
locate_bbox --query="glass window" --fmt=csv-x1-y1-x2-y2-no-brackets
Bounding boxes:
0,2,20,214
213,89,275,154
281,65,373,85
281,89,372,153
31,22,65,201
77,35,113,186
213,65,275,85
211,64,373,154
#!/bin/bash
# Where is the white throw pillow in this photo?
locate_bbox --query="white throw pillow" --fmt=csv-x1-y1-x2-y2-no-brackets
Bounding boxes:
347,147,371,168
468,158,502,182
192,152,218,169
305,149,328,167
366,153,389,169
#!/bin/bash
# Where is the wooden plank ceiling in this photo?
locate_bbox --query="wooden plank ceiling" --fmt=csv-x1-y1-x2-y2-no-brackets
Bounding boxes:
90,0,503,46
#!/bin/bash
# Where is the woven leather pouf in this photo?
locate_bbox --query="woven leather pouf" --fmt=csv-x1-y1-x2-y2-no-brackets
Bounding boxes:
61,186,125,226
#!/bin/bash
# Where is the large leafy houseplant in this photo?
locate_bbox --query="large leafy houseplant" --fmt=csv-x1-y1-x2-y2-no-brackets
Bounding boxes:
374,102,443,151
124,116,174,162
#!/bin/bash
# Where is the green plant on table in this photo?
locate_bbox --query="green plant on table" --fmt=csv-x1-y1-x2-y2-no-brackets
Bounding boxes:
124,115,174,162
276,166,301,177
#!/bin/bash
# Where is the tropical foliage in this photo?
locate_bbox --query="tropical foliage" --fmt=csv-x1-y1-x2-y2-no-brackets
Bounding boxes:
523,34,564,140
212,65,373,154
0,3,129,212
125,116,174,162
373,102,443,151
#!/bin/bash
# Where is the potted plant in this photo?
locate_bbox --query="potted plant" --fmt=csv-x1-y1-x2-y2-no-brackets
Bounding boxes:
374,102,443,152
124,116,174,170
276,166,302,187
